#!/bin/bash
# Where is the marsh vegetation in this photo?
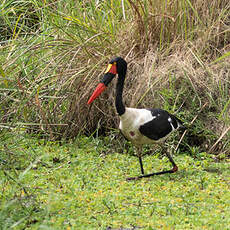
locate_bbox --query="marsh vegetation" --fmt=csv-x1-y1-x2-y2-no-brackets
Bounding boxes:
0,0,230,229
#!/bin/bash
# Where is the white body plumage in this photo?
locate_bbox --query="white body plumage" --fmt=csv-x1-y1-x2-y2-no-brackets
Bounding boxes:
119,107,183,146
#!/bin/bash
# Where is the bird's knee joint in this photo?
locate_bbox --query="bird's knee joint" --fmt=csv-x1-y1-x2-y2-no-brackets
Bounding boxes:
172,165,178,172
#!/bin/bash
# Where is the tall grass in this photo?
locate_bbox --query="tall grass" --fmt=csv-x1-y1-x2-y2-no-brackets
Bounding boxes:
0,0,123,135
0,0,229,154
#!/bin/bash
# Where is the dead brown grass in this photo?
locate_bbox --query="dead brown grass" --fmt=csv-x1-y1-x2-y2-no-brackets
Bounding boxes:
51,1,230,149
63,41,229,146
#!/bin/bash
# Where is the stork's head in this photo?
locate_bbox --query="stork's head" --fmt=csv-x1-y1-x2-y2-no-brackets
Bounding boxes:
87,57,127,105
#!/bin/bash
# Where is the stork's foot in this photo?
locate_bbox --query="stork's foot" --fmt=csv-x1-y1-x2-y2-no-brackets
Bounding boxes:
126,165,178,181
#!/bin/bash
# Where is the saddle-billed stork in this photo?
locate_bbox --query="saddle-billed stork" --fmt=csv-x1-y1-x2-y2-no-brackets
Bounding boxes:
87,57,186,180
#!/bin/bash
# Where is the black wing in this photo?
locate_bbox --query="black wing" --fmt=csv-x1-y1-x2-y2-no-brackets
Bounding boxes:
139,108,184,141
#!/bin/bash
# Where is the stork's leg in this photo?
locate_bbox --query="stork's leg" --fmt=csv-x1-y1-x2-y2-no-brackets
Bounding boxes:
126,147,144,180
135,147,145,175
126,146,178,181
138,156,144,175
